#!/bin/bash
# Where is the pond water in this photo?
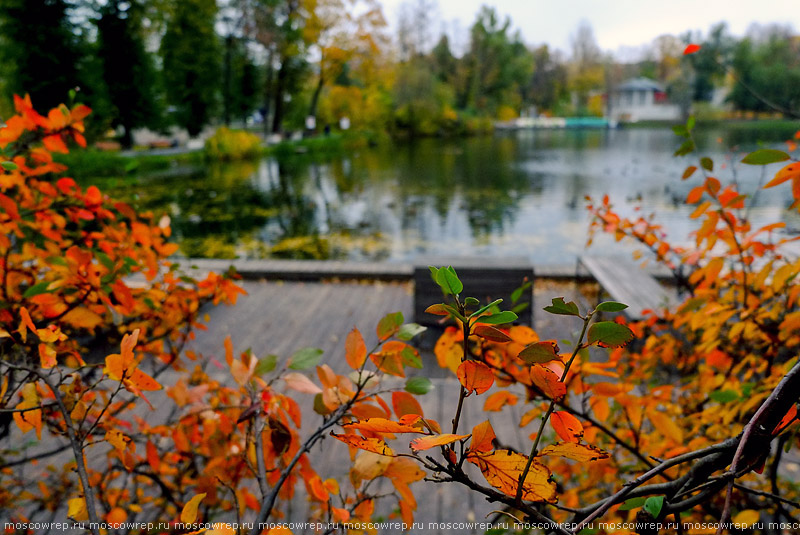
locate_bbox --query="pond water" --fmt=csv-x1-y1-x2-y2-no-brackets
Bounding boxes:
108,123,800,265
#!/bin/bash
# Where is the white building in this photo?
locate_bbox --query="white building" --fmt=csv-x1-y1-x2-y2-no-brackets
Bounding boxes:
610,77,682,123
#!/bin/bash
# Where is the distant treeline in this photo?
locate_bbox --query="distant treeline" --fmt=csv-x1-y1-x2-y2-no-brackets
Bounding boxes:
1,0,798,147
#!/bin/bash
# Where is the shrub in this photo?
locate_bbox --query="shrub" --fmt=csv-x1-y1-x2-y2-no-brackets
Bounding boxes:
204,126,262,161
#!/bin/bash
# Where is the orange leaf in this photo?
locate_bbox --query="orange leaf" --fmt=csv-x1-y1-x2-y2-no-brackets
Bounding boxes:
344,417,424,434
283,372,322,394
308,476,330,502
550,411,583,443
42,134,68,153
410,433,470,452
345,328,367,369
38,344,57,369
105,429,129,452
224,335,234,366
765,162,800,188
19,306,36,341
63,307,104,330
457,360,494,394
330,433,395,456
469,420,496,453
530,365,566,400
773,405,798,435
106,507,127,524
181,493,207,524
392,391,423,418
483,391,518,412
540,442,609,462
467,450,556,503
146,440,160,472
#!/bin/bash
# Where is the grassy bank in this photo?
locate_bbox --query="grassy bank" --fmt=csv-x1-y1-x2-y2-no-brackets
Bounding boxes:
57,130,384,177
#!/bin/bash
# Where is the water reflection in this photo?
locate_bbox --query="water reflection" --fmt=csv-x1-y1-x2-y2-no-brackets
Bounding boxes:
98,126,799,264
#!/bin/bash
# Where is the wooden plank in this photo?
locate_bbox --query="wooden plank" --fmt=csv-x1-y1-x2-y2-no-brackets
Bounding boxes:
578,255,679,319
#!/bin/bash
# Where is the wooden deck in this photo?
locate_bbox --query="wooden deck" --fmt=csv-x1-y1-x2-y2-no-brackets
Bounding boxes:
185,278,594,531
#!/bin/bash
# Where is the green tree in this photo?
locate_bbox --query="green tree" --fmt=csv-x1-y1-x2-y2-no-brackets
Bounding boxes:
728,29,800,115
161,0,220,136
684,22,732,102
96,0,161,147
0,0,84,111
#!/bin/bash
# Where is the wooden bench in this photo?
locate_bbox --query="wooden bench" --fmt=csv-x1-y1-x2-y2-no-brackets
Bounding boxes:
577,255,680,320
413,257,534,326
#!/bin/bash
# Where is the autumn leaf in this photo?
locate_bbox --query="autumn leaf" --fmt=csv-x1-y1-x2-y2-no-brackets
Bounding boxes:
410,433,470,452
13,382,42,439
683,43,701,55
457,360,494,394
467,450,556,503
181,493,207,523
67,497,88,521
647,408,684,443
469,420,496,453
330,433,396,456
530,365,566,400
473,324,512,343
351,450,393,487
550,411,583,443
540,442,609,462
765,162,800,189
483,391,518,412
344,417,425,434
392,391,423,418
283,372,323,394
345,328,367,369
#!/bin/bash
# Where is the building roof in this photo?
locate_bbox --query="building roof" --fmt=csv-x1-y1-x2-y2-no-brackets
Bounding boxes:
616,77,666,92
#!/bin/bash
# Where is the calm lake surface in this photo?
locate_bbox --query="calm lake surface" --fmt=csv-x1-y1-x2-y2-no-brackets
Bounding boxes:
111,124,800,265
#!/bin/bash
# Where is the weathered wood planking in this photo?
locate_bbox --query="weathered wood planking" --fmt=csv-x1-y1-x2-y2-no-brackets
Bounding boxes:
577,255,680,320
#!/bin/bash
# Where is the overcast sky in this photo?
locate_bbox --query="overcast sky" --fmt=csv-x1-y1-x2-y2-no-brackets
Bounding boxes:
379,0,800,58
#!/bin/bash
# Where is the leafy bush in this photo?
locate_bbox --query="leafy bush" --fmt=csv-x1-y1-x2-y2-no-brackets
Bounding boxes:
204,126,263,161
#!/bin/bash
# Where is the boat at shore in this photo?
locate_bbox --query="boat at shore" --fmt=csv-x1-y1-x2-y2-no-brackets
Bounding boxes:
495,116,617,130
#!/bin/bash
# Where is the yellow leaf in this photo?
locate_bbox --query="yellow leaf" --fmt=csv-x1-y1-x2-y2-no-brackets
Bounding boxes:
105,429,129,452
330,433,395,456
467,449,556,503
410,433,470,452
350,450,392,488
13,382,41,439
62,307,104,330
540,442,609,462
181,493,207,524
68,497,88,521
733,510,759,528
647,408,684,443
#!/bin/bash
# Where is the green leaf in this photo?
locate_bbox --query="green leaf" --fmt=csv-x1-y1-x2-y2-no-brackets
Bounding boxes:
671,124,687,137
700,157,713,171
686,116,695,131
618,496,647,511
588,321,634,348
96,252,115,271
436,266,463,295
476,311,517,325
1,161,18,171
397,323,426,341
595,301,628,313
543,297,581,317
46,256,68,267
377,311,404,340
428,266,439,280
255,355,278,375
313,393,332,415
464,297,480,307
469,298,503,319
709,389,739,403
741,149,791,165
401,346,423,368
405,377,433,395
673,139,695,157
288,347,323,370
124,159,140,174
518,341,560,364
643,495,664,518
23,281,55,298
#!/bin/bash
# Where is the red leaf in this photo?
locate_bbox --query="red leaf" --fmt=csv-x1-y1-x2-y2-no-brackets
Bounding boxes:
683,43,701,55
473,324,512,343
469,420,496,453
530,365,566,400
550,411,583,443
